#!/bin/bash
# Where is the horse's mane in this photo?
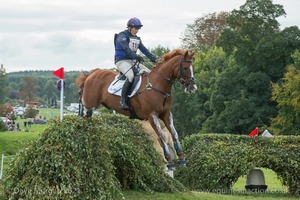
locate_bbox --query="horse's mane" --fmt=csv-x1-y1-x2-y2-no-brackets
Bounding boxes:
156,49,186,65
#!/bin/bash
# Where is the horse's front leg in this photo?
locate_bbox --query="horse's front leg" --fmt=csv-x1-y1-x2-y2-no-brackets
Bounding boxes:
162,112,186,167
148,112,176,171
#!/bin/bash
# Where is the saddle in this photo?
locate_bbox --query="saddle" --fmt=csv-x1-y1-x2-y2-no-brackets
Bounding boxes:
107,70,146,97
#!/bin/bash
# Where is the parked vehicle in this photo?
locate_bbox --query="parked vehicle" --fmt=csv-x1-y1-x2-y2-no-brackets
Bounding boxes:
33,119,47,124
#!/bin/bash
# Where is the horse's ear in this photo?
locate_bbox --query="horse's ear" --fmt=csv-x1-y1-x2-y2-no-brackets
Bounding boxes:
184,50,189,58
184,50,194,59
190,51,195,58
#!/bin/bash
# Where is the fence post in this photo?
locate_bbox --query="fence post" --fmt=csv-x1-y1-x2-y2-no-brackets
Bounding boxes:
0,154,4,180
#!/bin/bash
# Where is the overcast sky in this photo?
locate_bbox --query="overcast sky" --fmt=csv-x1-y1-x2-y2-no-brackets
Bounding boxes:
1,0,300,73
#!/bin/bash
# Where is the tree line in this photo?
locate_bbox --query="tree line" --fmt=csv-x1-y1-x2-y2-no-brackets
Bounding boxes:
1,0,300,136
172,0,300,136
1,70,79,107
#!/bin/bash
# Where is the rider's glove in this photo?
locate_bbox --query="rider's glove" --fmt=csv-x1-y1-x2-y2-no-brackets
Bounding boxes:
149,54,157,63
136,54,144,62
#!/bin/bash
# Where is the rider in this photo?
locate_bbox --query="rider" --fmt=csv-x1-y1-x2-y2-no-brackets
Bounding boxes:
114,17,156,110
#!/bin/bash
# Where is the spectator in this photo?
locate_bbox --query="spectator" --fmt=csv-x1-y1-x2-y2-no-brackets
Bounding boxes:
17,122,20,130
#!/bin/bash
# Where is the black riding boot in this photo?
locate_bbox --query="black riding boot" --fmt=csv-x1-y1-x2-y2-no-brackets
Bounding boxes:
120,80,133,110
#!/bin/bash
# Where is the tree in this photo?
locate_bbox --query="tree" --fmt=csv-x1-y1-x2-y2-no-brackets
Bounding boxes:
8,82,19,99
203,0,299,134
23,105,39,118
64,75,80,104
18,76,37,101
0,64,7,104
217,0,286,70
142,45,170,70
181,12,229,51
44,80,56,106
170,46,229,136
271,50,300,135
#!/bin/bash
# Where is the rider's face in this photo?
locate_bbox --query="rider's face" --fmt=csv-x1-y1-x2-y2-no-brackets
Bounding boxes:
131,27,140,36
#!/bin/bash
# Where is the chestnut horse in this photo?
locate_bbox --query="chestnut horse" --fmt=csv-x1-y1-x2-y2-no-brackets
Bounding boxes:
75,49,197,170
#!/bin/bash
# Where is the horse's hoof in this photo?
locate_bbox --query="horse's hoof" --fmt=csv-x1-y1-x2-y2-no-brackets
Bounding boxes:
178,159,187,167
167,162,176,171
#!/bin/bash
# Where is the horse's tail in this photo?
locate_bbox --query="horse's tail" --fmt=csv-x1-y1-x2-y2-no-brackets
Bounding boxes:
75,71,89,99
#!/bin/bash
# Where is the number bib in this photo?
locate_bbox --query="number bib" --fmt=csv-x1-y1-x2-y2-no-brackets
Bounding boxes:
129,37,140,52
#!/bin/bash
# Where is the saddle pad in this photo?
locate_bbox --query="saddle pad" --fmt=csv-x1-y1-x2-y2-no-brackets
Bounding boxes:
108,75,142,98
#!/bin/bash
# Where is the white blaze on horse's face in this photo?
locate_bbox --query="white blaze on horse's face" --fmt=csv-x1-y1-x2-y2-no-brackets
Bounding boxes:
184,64,197,94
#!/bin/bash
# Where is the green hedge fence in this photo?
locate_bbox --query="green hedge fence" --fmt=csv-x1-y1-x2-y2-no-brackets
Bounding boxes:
175,134,300,196
4,114,185,200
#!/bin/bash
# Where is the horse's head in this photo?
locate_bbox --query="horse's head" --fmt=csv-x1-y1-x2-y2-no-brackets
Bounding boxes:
177,50,197,94
154,49,197,94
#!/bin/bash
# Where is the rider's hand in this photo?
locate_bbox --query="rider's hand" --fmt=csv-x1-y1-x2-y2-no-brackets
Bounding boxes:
136,54,144,62
149,54,157,63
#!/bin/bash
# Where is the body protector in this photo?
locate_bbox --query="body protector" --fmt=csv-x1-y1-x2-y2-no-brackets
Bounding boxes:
114,30,152,64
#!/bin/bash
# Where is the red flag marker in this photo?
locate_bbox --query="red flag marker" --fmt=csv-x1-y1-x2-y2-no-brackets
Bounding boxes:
53,67,64,79
248,127,258,137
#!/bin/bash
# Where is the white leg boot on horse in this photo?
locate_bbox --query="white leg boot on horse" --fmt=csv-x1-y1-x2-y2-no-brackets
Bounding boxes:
140,120,175,171
149,113,181,171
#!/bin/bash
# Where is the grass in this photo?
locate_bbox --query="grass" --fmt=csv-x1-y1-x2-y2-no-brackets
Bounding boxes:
0,107,61,155
0,131,40,155
123,190,295,200
233,168,288,192
0,108,296,199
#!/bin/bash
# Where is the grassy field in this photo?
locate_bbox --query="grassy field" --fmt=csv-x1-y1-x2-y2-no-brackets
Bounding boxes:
0,107,62,155
0,108,296,199
233,168,288,192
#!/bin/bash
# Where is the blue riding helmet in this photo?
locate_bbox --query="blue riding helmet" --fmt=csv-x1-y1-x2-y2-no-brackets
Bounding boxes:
127,17,143,28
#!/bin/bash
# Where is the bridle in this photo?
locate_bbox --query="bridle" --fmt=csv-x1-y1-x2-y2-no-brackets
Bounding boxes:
177,55,195,87
152,55,194,85
137,55,195,104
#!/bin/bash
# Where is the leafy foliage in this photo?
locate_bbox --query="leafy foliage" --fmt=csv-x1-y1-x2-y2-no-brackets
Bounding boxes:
0,120,6,131
23,105,39,119
6,70,79,106
271,50,300,135
181,12,229,51
0,104,12,117
176,134,300,196
0,65,7,104
172,47,227,136
18,76,38,101
4,114,185,199
198,0,300,134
